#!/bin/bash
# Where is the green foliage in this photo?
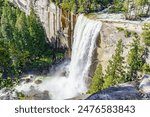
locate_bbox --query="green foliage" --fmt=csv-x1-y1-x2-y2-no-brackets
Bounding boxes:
88,36,147,94
116,27,132,38
124,29,132,38
0,1,64,87
51,0,150,17
134,0,149,6
103,39,125,89
134,0,149,17
0,74,20,89
142,23,150,46
16,92,28,100
142,63,150,74
124,0,150,19
108,0,125,13
126,37,145,81
116,27,124,32
0,0,4,19
0,40,15,78
87,64,104,94
118,27,139,38
53,0,110,13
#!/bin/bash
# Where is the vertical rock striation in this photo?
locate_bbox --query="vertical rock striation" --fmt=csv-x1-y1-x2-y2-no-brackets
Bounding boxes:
11,0,77,55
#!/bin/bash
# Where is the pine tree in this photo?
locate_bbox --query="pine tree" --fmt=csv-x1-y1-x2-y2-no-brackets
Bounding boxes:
27,9,48,59
1,6,13,40
142,23,150,46
103,39,125,89
87,64,104,94
126,37,144,81
0,40,13,78
0,0,4,19
133,0,149,17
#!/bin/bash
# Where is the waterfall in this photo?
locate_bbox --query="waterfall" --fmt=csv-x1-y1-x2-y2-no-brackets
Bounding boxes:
68,14,102,95
15,14,102,100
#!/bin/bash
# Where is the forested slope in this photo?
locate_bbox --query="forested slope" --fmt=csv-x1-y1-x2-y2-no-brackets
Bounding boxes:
0,0,64,88
52,0,150,20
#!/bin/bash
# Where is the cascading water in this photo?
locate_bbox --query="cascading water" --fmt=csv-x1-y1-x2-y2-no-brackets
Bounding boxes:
15,14,102,99
68,14,102,95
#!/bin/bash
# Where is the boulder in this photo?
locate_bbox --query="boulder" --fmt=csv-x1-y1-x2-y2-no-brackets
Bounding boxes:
0,89,13,100
21,75,34,83
139,74,150,99
19,86,51,100
34,79,42,84
31,90,50,100
86,82,142,100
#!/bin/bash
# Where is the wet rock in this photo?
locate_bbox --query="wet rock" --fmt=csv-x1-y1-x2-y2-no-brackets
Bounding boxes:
26,86,38,96
0,90,13,100
68,94,91,100
139,74,150,99
34,79,42,84
18,86,51,100
0,93,10,100
1,88,10,93
25,78,31,83
11,91,18,99
86,82,142,100
32,90,50,100
21,75,34,83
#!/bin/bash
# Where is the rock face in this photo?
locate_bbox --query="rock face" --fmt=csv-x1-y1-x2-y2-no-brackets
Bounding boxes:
86,82,142,100
86,15,150,75
96,21,144,71
139,74,150,98
12,0,77,55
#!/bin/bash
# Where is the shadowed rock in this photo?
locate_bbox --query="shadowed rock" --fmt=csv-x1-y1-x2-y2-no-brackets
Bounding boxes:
86,82,142,100
139,74,150,98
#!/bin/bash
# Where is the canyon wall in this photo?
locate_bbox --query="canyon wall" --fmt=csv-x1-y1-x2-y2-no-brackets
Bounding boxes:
11,0,77,56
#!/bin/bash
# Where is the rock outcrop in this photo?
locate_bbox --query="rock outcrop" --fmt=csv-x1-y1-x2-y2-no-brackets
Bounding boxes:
86,82,142,100
139,74,150,98
86,76,150,100
0,75,51,100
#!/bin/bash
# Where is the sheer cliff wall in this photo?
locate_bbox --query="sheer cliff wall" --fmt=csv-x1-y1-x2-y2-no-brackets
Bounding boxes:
11,0,76,56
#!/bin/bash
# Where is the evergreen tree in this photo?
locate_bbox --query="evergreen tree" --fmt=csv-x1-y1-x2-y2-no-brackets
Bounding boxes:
103,39,125,89
1,6,13,40
59,0,110,13
27,9,48,60
0,0,4,20
126,37,144,81
0,40,13,78
142,23,150,46
87,64,104,94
